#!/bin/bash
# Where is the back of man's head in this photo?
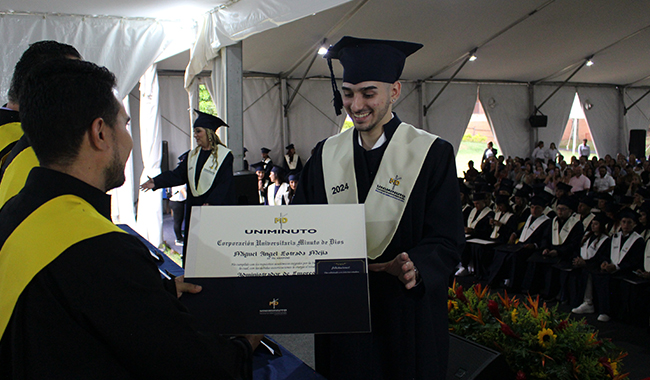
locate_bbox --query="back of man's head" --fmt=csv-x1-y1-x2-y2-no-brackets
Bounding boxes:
19,59,119,168
8,40,81,104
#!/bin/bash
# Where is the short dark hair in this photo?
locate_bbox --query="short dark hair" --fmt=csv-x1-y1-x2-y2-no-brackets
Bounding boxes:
19,59,119,167
8,40,81,103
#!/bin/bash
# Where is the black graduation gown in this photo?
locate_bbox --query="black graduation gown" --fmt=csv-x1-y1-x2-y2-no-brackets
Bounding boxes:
485,216,550,288
0,168,252,379
590,234,645,315
153,148,236,258
282,154,303,176
293,114,464,380
0,107,20,165
522,216,584,296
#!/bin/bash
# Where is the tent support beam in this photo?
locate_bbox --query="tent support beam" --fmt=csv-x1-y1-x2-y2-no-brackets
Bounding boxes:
284,40,323,116
423,49,475,116
534,57,589,113
624,88,650,115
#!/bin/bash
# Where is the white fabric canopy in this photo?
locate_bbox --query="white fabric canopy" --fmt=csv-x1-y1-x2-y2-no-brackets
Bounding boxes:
423,83,478,153
532,85,576,151
136,65,163,247
577,87,622,157
184,0,351,90
243,78,284,164
0,13,182,102
624,88,650,152
479,84,531,158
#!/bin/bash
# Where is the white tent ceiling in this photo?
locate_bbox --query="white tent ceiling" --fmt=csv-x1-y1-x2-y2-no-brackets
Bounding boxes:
5,0,650,87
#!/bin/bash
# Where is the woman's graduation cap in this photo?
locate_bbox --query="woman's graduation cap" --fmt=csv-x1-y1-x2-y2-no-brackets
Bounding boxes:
324,36,423,115
193,109,228,131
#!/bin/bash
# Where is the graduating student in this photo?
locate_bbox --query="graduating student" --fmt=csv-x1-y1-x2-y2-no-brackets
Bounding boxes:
457,192,494,277
0,41,82,207
253,164,269,205
293,36,464,380
282,143,303,176
591,208,645,322
522,195,584,299
0,59,258,379
570,212,611,313
485,195,551,289
141,110,236,258
266,165,290,205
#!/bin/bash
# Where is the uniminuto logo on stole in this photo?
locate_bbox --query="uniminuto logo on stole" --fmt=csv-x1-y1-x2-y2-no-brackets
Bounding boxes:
375,174,406,202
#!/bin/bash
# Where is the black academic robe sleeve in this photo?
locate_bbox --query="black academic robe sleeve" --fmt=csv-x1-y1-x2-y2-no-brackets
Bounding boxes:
1,232,252,379
152,150,190,189
495,215,518,244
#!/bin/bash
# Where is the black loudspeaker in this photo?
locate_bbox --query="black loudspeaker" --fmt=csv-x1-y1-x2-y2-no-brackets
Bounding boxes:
233,171,259,205
161,140,169,172
629,129,646,158
528,115,548,128
447,333,509,380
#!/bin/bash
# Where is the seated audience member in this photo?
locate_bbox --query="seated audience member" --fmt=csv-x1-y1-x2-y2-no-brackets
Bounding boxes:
631,186,649,212
568,166,591,195
577,196,596,231
287,173,299,204
0,59,259,378
512,185,532,229
485,195,551,289
522,195,584,299
590,209,645,322
253,164,269,205
457,192,494,276
470,195,517,279
593,165,616,195
266,165,290,205
636,202,650,241
464,160,480,183
569,212,611,313
459,182,474,223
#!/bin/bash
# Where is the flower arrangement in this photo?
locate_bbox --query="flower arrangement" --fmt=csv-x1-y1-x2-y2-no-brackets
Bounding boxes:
448,281,628,380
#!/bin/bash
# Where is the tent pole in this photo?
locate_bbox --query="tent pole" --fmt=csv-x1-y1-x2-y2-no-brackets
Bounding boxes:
224,42,244,172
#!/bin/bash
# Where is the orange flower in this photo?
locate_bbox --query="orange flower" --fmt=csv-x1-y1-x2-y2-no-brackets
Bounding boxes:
465,308,485,325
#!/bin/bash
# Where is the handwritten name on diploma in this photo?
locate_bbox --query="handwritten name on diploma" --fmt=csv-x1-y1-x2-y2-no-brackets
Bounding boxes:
233,250,330,258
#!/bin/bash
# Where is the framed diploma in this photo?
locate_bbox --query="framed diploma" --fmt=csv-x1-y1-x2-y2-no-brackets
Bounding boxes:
181,204,371,335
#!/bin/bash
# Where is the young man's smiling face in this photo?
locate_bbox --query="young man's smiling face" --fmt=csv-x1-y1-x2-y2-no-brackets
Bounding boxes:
341,80,399,133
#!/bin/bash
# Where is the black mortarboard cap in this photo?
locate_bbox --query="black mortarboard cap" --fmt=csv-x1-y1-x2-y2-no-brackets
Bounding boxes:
285,143,295,150
193,109,227,131
287,173,299,182
251,164,264,172
495,194,510,205
593,211,611,226
556,182,572,193
261,147,271,154
636,187,650,199
473,192,489,202
558,195,578,211
531,195,546,207
618,208,638,223
324,36,423,115
579,196,596,208
270,165,284,175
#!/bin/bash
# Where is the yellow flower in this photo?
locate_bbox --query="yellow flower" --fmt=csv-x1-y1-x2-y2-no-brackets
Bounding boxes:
510,308,518,323
537,328,556,348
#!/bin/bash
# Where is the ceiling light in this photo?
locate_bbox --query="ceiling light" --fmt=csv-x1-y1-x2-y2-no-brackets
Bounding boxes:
469,54,477,62
318,46,328,55
586,59,594,66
